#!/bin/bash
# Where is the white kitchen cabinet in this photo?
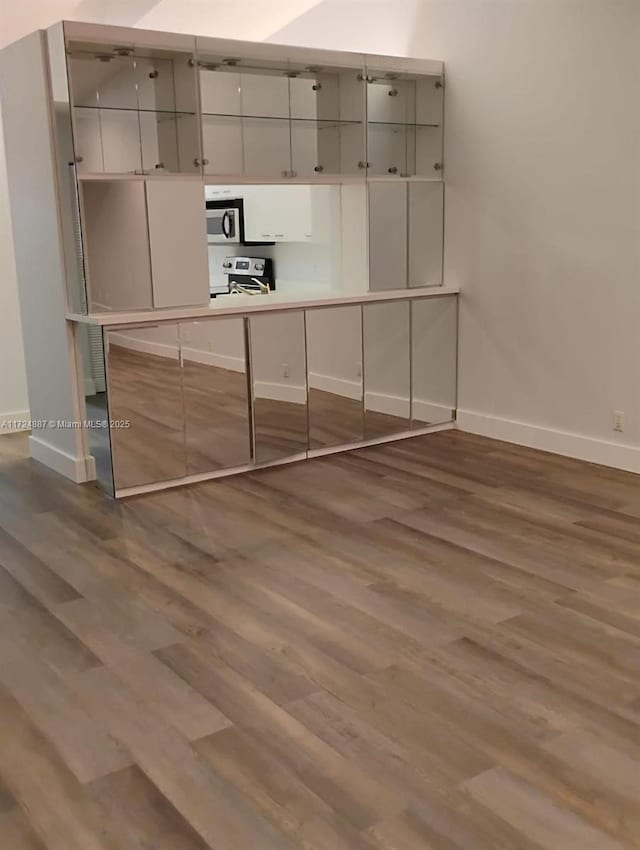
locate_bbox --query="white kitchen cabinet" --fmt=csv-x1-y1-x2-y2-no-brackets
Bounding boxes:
146,180,210,308
242,185,313,243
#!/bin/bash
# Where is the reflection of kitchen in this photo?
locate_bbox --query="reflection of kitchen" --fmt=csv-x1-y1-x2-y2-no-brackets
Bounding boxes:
205,183,367,299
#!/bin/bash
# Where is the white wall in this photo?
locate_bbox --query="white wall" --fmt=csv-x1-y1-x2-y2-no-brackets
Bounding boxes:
0,109,29,429
272,0,640,472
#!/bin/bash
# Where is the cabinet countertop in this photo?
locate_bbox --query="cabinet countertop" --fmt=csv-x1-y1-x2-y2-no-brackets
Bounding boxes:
67,285,460,327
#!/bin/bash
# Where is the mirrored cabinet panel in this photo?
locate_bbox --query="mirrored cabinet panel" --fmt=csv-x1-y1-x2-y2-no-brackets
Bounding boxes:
306,305,364,449
369,180,444,292
366,68,443,177
249,311,308,463
67,41,200,175
77,323,114,495
180,318,251,474
105,324,186,489
411,297,457,428
363,300,411,438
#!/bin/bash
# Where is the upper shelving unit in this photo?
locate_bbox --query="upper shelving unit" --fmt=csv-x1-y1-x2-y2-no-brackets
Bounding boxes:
365,66,443,177
62,23,444,182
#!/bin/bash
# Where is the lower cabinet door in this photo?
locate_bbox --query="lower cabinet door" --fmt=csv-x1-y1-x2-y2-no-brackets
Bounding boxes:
306,305,364,449
105,324,187,490
249,312,308,464
363,301,411,439
180,318,252,475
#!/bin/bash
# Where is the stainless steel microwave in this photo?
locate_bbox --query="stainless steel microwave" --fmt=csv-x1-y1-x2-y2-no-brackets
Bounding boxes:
205,197,274,246
206,199,241,244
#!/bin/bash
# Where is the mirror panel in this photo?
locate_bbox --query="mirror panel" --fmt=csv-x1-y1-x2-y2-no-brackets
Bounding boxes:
181,318,251,474
368,181,407,292
363,300,410,438
409,181,444,288
306,306,363,449
249,312,308,463
105,324,186,489
411,297,457,428
77,324,113,494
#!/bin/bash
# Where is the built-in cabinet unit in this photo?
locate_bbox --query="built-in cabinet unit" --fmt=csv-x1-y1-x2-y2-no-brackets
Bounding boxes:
0,20,457,497
101,292,457,495
41,22,446,312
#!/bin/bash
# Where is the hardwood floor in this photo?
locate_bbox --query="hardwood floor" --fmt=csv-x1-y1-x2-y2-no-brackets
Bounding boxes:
1,428,640,849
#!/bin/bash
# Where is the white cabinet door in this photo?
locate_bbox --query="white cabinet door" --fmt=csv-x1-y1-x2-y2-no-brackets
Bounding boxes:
242,185,312,242
368,182,407,291
146,180,209,308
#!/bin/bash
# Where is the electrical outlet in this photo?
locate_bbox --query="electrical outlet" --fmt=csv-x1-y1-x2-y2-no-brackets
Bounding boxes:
613,410,625,433
282,363,290,379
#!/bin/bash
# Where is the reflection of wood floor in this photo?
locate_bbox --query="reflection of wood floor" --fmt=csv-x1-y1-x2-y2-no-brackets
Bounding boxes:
2,429,640,848
107,346,427,488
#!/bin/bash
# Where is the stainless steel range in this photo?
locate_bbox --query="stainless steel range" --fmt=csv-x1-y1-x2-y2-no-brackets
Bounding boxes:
218,256,275,296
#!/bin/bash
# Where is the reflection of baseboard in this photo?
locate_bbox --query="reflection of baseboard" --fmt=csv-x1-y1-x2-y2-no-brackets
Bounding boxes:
308,372,361,400
412,399,455,423
107,336,247,373
29,435,95,483
364,392,453,422
254,382,307,405
364,391,410,418
109,334,177,360
182,348,244,372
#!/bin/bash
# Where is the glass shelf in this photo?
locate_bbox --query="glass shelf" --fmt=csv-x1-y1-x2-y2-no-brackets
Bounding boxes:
73,104,197,117
67,45,201,175
367,120,440,128
202,111,362,126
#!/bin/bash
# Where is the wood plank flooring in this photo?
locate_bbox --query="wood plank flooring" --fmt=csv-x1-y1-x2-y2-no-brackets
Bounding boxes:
1,429,640,849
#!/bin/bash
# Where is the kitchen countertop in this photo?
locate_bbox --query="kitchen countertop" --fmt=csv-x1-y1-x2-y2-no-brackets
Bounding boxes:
67,285,460,327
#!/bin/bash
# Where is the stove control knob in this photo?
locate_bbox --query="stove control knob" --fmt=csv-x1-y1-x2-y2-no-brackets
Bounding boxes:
254,262,265,272
222,260,233,269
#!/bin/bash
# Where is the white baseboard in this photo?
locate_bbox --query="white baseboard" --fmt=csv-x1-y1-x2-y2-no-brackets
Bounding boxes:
457,409,640,474
0,409,30,433
29,435,96,483
84,377,96,396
